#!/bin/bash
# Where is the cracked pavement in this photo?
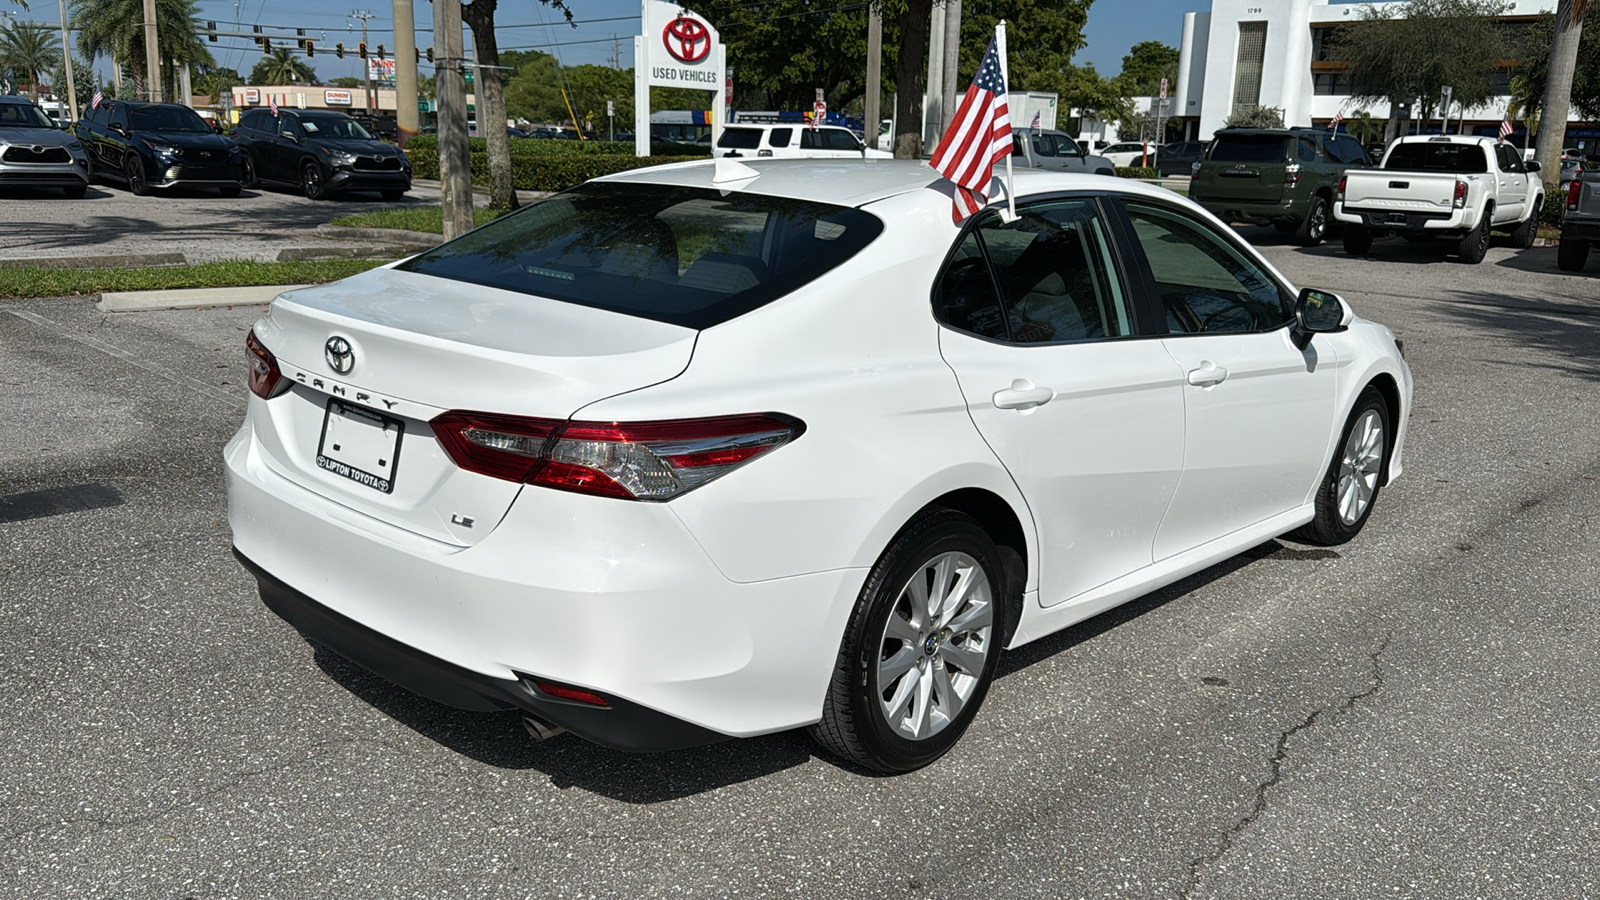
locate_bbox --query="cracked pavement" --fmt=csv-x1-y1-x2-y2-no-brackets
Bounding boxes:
2,229,1598,898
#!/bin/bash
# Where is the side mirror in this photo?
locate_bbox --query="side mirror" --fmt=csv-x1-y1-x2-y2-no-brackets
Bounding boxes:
110,124,128,137
1525,160,1541,173
1291,287,1349,349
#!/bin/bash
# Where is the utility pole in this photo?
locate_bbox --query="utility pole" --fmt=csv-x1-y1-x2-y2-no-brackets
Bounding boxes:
57,0,78,123
865,7,882,149
941,0,961,136
924,2,945,153
393,0,419,146
142,0,161,101
351,10,376,115
435,0,473,239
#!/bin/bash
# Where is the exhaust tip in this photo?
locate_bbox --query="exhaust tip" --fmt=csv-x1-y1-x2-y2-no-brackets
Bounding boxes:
521,714,567,742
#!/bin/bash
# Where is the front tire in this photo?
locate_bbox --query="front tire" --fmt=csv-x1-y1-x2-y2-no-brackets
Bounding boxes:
1556,235,1590,272
1295,195,1329,246
810,510,1007,773
1293,386,1390,546
1343,223,1373,256
63,182,87,199
300,161,326,200
124,154,150,196
1458,212,1490,263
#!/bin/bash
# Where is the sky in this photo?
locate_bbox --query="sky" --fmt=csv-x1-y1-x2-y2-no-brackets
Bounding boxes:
16,0,1207,93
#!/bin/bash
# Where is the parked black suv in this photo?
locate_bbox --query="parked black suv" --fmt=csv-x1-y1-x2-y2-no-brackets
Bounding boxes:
73,101,243,196
233,108,410,200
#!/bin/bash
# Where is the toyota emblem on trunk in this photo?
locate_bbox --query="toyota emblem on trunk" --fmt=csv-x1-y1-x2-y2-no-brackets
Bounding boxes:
325,336,354,374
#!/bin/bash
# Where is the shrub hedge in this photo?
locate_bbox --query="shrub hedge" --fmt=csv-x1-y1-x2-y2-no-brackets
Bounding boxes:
404,135,705,157
1540,185,1566,228
1115,166,1160,180
406,148,702,192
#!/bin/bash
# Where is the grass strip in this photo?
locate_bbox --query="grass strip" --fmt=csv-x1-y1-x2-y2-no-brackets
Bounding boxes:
330,206,509,234
0,259,387,300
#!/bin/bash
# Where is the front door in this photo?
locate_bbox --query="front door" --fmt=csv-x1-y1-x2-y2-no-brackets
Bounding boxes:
1114,199,1338,560
936,197,1187,607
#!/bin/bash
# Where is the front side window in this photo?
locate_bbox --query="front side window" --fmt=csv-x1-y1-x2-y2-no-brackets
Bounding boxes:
1052,135,1084,158
936,198,1132,344
1337,136,1369,166
277,116,300,138
823,129,860,151
1030,135,1058,158
396,183,884,329
1123,202,1293,334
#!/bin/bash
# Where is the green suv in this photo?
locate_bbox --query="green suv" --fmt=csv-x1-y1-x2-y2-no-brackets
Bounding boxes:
1189,127,1372,246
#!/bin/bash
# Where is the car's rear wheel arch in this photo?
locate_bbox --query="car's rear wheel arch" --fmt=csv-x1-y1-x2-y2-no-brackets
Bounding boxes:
911,488,1028,646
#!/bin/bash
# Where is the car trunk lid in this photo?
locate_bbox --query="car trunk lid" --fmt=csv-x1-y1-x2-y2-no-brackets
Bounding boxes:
248,266,697,546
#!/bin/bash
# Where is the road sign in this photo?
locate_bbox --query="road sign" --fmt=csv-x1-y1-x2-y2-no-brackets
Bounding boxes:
607,99,615,116
1160,77,1168,100
813,101,826,129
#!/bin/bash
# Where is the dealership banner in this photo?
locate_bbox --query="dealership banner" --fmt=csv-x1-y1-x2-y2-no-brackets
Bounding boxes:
633,0,725,157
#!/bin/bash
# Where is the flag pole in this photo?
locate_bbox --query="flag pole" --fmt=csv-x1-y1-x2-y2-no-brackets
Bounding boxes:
996,20,1016,222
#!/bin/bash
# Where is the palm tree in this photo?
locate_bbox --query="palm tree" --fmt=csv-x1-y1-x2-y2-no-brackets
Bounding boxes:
0,19,59,100
248,47,314,86
73,0,211,101
1534,0,1587,187
1507,74,1542,147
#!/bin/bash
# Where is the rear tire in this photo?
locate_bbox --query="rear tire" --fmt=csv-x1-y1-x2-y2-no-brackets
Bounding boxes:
241,155,258,188
1343,224,1373,256
810,509,1007,773
1458,213,1490,263
1293,386,1391,546
1558,235,1591,272
379,188,406,201
1508,201,1539,249
1295,195,1329,246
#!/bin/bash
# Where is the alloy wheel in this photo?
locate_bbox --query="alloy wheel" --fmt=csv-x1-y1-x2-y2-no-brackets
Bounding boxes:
125,157,143,193
876,550,995,740
302,163,323,199
1337,409,1384,525
1309,203,1326,241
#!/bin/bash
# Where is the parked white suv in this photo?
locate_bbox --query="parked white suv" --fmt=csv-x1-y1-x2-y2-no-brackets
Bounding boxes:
1334,135,1544,262
717,123,893,159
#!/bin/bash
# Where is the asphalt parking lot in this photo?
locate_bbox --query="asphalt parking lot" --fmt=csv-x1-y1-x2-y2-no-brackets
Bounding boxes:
2,231,1598,898
0,181,442,265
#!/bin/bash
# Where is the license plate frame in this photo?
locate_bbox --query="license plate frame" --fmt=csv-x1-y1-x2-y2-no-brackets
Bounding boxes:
315,398,404,494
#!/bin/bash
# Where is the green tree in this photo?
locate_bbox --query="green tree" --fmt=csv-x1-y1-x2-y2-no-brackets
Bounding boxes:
74,0,212,101
1117,40,1178,96
1061,63,1130,143
249,47,315,85
1518,4,1593,183
0,19,59,99
1225,105,1284,128
956,0,1093,97
191,62,240,102
1331,0,1510,131
1348,109,1386,145
328,76,363,89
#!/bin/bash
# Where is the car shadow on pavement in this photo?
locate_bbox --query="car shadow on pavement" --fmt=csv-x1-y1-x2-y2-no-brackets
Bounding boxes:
0,185,118,201
310,645,817,802
1493,245,1599,279
1435,289,1600,382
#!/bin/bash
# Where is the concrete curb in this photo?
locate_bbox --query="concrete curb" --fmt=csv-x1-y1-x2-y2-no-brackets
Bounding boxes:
0,252,187,269
98,284,309,313
276,245,411,262
314,224,444,246
410,179,552,203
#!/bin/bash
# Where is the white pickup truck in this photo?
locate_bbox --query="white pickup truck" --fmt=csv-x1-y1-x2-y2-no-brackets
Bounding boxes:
1334,135,1546,263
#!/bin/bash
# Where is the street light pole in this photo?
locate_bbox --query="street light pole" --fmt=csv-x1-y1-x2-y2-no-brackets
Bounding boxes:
434,0,473,239
57,0,78,123
392,0,419,146
865,7,881,150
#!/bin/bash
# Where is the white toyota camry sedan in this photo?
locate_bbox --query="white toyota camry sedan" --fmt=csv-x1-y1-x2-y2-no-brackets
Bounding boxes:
227,159,1411,772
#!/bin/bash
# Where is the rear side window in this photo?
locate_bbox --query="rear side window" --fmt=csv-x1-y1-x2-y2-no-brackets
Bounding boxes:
396,183,884,330
1336,136,1369,166
768,127,792,148
1382,142,1488,173
717,127,762,149
1298,136,1318,162
823,129,859,151
1209,134,1289,163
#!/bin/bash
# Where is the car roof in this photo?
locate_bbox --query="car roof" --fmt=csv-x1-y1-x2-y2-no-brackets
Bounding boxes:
597,158,1179,209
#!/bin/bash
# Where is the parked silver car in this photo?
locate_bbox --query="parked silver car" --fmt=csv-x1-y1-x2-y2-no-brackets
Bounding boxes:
0,96,89,197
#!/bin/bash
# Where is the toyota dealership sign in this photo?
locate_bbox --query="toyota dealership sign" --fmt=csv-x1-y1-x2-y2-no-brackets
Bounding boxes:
634,0,725,156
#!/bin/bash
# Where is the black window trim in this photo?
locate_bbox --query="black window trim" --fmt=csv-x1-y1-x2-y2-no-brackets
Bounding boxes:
1105,195,1299,338
928,190,1164,348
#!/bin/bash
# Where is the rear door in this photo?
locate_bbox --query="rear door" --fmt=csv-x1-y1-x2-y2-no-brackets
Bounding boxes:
1202,133,1289,203
1493,143,1529,223
936,196,1187,607
1114,199,1338,559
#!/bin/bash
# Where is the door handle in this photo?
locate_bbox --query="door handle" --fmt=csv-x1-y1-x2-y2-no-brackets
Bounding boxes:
993,379,1055,410
1186,363,1229,387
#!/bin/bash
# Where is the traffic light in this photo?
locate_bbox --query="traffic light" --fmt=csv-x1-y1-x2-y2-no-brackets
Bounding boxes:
296,28,306,50
376,43,385,60
260,37,272,53
305,41,315,57
206,21,217,42
426,46,435,63
358,41,368,60
335,42,345,59
415,46,420,63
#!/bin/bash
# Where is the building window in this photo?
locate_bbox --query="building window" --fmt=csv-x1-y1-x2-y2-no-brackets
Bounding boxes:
1232,21,1269,117
1310,26,1347,63
1489,71,1512,95
1313,72,1354,95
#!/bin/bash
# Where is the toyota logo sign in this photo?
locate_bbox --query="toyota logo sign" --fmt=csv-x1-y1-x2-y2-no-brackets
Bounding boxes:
662,15,711,64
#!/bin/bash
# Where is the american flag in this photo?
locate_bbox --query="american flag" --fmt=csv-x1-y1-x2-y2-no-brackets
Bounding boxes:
1031,110,1040,132
269,93,279,116
1498,115,1513,143
90,89,103,110
1328,111,1343,131
929,33,1012,223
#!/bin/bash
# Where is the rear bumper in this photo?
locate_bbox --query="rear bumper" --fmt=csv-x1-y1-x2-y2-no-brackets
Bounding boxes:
224,411,865,747
1194,197,1296,223
1560,219,1600,244
1334,203,1470,233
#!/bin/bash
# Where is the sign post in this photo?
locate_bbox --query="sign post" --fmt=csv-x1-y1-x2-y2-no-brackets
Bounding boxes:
608,99,615,140
634,0,726,157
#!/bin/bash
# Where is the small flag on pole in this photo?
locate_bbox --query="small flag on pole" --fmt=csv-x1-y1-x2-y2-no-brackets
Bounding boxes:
1498,114,1513,143
1030,110,1041,132
929,31,1013,223
1328,111,1343,131
90,90,103,110
269,93,279,116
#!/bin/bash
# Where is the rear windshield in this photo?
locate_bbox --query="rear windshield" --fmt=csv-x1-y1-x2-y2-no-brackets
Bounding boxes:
1209,135,1289,163
396,182,884,329
1383,142,1488,173
717,127,763,149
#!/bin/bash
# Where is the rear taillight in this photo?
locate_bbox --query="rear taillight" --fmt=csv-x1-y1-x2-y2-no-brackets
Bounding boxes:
245,329,289,400
431,411,804,501
1337,175,1347,200
1570,177,1584,210
1283,163,1302,185
1453,179,1468,208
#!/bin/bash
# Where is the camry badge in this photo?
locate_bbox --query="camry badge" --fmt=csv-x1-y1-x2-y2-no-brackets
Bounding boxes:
325,336,354,374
